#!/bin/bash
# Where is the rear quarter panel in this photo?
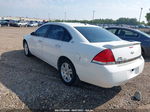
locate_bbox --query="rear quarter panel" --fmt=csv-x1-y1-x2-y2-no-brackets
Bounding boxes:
64,42,103,81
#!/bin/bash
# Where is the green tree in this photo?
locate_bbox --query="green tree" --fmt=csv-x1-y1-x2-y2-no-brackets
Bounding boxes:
146,13,150,25
50,18,139,25
116,18,138,25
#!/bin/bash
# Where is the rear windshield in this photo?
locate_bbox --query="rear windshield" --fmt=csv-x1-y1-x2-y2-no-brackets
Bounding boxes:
75,27,121,43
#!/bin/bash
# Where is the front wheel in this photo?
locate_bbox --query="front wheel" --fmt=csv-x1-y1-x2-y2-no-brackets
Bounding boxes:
24,42,32,57
59,59,79,86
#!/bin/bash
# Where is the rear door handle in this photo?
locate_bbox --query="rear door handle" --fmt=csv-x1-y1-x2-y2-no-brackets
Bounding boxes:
38,40,43,43
55,44,61,48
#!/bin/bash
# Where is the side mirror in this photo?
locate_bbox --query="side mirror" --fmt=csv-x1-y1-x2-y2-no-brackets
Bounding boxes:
31,32,36,36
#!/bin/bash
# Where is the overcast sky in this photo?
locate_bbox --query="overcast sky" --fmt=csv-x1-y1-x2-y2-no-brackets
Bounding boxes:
0,0,149,22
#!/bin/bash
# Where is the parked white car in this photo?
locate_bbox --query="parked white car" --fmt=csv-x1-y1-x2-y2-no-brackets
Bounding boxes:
17,21,28,27
28,21,38,27
23,22,144,88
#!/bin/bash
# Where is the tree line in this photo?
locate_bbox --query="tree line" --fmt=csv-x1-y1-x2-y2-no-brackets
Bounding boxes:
49,12,150,26
50,18,146,25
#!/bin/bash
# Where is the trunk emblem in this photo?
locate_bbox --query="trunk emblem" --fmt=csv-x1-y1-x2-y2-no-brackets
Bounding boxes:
117,57,127,62
131,51,134,54
117,57,123,62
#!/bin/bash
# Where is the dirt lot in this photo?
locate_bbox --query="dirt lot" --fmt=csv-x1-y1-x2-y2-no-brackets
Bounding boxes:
0,27,150,111
139,28,150,34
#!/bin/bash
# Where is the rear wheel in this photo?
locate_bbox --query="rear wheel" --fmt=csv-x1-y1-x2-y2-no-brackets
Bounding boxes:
24,41,32,57
58,59,79,86
141,48,145,56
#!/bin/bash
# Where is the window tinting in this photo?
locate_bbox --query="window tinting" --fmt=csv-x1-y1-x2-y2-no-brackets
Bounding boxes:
108,29,117,34
35,25,49,37
47,25,71,42
63,30,72,42
75,27,121,42
47,26,64,40
118,30,139,38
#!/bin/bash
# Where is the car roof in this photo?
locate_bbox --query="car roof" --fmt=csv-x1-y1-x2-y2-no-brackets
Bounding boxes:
44,22,97,28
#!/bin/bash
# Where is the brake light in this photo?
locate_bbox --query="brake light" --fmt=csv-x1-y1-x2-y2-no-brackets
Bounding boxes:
92,49,115,64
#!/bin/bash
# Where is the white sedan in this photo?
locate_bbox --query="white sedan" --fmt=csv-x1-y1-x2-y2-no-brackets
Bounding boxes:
23,22,144,88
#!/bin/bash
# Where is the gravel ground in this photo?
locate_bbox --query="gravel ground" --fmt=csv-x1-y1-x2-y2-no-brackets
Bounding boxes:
0,27,150,111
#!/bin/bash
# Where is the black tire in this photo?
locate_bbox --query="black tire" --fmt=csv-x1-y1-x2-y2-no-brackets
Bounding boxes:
141,48,145,56
23,41,32,57
58,59,79,86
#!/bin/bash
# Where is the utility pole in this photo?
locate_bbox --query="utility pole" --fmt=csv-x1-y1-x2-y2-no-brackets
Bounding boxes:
92,10,95,20
139,8,143,23
48,13,50,21
64,11,67,21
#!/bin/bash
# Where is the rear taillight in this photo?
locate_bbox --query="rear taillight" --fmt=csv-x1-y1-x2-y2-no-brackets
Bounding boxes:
92,49,116,65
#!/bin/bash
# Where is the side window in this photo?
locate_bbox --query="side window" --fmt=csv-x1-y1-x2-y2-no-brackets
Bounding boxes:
117,30,125,37
63,30,72,42
118,29,139,38
47,25,64,40
35,25,49,37
108,29,117,34
47,25,72,42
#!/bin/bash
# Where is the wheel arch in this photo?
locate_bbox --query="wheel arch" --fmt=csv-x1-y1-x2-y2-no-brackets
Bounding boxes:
141,46,145,56
57,56,79,77
57,56,75,69
23,39,27,48
57,56,80,84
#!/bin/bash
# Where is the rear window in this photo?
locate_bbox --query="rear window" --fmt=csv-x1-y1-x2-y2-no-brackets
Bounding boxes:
107,28,117,34
136,30,150,38
118,29,139,37
75,27,121,43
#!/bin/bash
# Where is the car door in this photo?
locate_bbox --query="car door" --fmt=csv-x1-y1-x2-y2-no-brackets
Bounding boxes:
117,29,140,42
29,25,50,58
41,25,64,67
42,25,72,68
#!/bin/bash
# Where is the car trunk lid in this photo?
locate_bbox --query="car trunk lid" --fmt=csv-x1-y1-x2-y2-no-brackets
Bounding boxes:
90,41,141,63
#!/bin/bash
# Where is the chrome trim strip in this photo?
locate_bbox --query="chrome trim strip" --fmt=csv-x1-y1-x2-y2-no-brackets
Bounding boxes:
92,55,142,65
115,55,142,64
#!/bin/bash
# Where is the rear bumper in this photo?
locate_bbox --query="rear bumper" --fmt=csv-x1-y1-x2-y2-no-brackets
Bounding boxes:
77,56,144,88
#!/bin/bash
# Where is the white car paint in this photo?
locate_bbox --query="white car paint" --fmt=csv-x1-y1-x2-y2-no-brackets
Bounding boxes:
28,22,38,27
23,22,144,88
17,21,28,26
